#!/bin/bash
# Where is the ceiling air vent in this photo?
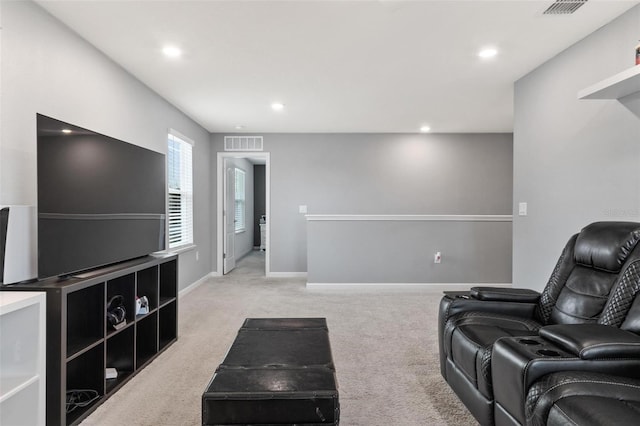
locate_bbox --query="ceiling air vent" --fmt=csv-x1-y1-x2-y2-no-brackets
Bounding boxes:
543,0,588,15
224,136,263,152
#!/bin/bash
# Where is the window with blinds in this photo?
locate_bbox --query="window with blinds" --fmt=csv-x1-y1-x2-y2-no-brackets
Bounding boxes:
167,132,193,248
234,168,246,232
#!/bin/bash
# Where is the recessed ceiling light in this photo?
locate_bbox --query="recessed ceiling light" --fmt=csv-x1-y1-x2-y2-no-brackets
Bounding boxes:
271,102,285,111
478,48,498,59
420,125,431,133
162,45,182,58
235,125,244,130
62,129,72,134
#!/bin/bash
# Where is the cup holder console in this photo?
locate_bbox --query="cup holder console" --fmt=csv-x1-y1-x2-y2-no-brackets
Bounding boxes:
514,338,565,358
536,349,561,357
495,337,571,390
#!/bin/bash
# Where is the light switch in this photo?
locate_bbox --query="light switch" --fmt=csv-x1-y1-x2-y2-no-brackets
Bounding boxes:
518,202,528,216
299,205,308,214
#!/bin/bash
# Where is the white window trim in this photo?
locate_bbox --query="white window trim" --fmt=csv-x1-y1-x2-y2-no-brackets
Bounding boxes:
168,243,197,254
167,129,194,250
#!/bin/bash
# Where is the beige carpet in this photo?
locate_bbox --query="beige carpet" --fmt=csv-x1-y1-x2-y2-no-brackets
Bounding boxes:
81,251,477,426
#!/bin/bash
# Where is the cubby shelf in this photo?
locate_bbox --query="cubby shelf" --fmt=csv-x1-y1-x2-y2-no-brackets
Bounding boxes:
1,254,178,426
578,65,640,99
106,320,134,339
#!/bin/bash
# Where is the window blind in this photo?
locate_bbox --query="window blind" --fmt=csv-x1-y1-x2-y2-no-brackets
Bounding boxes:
234,168,245,232
167,132,193,248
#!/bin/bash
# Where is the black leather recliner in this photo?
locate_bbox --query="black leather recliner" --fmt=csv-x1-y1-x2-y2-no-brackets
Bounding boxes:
438,222,640,425
492,322,640,425
525,371,640,426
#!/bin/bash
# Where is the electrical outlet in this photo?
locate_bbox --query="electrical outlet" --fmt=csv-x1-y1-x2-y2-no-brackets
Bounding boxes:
196,251,199,261
299,205,308,214
434,251,442,264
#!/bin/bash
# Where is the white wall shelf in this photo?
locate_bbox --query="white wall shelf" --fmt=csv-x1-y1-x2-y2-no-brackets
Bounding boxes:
0,291,46,426
578,65,640,99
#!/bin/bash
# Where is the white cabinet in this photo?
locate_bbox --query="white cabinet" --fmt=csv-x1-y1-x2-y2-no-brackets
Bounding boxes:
260,223,267,251
0,292,46,426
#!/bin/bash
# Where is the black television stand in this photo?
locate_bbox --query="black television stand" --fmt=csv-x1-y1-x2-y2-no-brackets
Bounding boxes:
0,253,178,426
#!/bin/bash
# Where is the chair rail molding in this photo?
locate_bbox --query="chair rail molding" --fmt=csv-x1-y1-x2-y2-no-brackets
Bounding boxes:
305,214,513,222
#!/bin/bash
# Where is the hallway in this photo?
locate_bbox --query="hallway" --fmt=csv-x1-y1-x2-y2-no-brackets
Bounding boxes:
227,250,265,277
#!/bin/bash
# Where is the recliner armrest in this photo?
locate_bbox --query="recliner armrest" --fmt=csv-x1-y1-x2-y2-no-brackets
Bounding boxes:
540,324,640,360
438,292,538,378
469,286,540,303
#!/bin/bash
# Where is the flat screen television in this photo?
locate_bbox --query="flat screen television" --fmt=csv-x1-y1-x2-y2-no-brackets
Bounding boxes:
37,114,166,279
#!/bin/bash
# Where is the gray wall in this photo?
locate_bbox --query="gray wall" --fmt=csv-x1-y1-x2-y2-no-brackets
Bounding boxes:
0,1,212,291
212,133,513,274
308,219,512,284
253,165,266,247
513,6,640,291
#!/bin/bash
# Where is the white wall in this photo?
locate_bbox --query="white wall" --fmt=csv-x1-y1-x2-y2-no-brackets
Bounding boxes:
513,6,640,291
0,1,212,290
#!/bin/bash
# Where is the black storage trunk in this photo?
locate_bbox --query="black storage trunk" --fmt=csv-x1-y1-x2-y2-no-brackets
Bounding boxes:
202,318,339,425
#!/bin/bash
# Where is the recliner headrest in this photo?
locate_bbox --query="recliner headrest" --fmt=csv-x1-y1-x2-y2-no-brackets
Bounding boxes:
575,222,640,272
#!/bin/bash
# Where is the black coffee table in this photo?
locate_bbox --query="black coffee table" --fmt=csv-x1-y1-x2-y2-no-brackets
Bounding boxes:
202,318,340,425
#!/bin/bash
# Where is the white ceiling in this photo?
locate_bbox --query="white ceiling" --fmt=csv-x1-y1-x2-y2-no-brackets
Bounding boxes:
36,0,639,134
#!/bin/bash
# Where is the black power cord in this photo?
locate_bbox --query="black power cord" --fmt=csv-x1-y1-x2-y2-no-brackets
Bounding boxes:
66,389,100,413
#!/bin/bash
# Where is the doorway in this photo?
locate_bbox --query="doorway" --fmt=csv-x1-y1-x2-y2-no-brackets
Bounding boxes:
216,152,270,276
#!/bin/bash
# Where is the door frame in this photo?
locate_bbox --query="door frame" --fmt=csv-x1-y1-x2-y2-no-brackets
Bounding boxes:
216,152,270,275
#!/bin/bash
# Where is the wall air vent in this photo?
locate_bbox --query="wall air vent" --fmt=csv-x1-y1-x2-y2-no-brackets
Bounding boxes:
543,0,588,15
224,136,264,151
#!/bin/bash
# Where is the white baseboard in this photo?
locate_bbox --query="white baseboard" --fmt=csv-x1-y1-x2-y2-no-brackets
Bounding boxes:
306,282,512,291
179,272,216,298
267,272,308,278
